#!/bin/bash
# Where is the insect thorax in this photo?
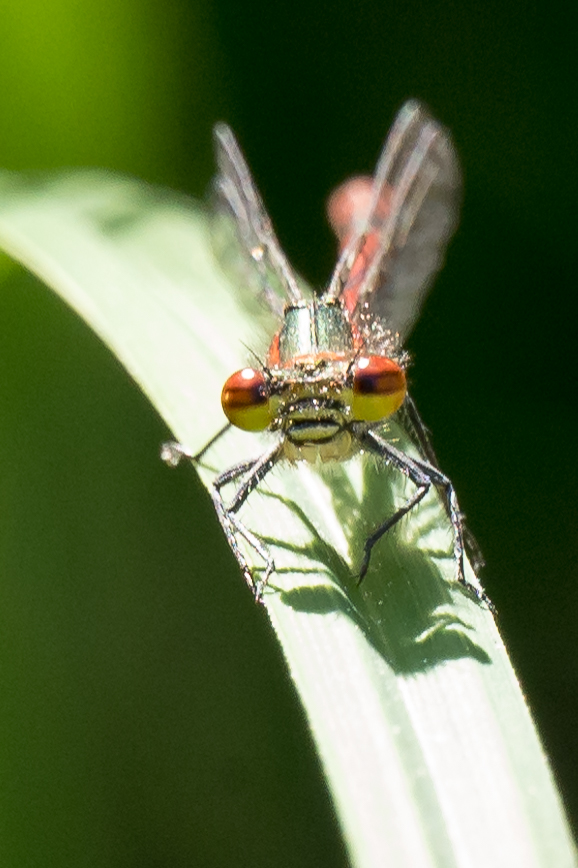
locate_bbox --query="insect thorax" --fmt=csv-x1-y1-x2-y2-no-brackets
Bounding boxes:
277,298,354,362
268,299,357,464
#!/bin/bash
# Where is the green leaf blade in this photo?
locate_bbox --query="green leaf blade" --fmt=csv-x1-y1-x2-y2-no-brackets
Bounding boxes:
0,168,575,868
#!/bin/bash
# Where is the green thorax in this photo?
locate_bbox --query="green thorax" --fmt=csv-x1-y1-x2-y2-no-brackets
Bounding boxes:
278,299,353,363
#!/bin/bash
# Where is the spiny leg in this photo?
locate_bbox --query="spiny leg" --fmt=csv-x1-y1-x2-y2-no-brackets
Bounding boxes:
160,423,232,468
212,443,283,601
406,451,495,611
358,479,429,582
360,428,494,611
161,438,264,594
400,396,485,573
161,431,281,601
209,473,271,599
358,429,431,581
399,393,441,469
463,526,485,574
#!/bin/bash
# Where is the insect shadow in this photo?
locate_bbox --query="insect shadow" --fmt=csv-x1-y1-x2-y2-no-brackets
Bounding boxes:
257,461,491,676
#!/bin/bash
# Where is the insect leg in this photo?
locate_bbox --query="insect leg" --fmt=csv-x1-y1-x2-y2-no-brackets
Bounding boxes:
399,394,441,468
404,450,494,610
360,429,494,610
401,396,485,573
161,440,195,467
358,429,430,581
209,461,268,598
193,423,232,462
160,423,232,468
213,443,283,601
162,432,281,600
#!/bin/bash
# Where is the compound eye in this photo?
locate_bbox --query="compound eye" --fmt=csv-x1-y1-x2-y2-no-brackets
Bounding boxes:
352,356,407,421
221,368,271,431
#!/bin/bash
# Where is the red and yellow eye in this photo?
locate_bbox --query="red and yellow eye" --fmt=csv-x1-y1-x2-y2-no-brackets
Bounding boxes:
221,368,271,431
352,356,406,421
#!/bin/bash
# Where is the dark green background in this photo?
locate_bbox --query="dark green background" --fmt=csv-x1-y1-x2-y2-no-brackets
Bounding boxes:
0,0,576,865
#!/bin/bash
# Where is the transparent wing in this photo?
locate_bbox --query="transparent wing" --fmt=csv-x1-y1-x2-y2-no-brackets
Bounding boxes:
210,123,305,319
327,101,461,342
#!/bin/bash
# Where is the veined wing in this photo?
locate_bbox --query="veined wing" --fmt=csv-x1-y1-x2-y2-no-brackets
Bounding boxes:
211,124,305,319
327,101,461,342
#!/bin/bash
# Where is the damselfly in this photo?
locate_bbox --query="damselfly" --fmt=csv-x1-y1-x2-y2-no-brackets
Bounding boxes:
162,101,493,611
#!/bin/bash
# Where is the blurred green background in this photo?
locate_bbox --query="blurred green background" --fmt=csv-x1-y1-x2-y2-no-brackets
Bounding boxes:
0,0,576,865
